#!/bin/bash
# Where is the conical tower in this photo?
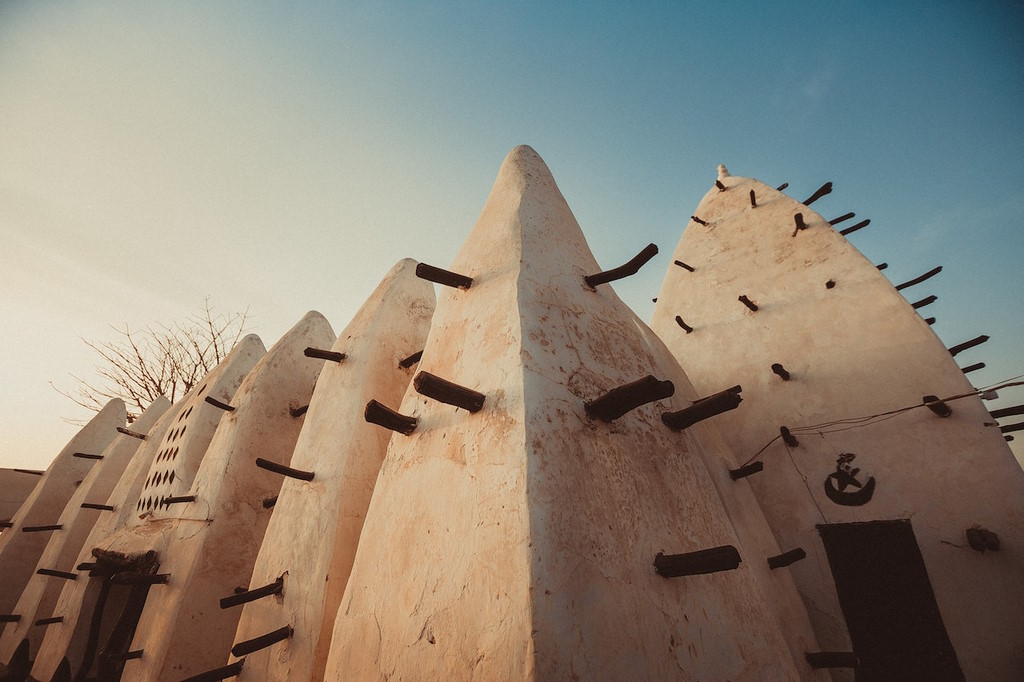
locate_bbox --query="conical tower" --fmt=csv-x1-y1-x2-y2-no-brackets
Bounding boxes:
29,336,264,681
29,403,181,682
650,168,1024,680
227,260,434,682
327,146,811,680
0,399,125,621
0,397,169,667
96,311,335,681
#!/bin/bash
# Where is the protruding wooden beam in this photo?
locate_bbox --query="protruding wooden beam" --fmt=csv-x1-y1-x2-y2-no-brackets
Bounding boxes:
220,577,284,609
415,262,473,289
1006,435,1015,442
661,386,742,431
690,215,709,226
729,462,763,480
966,527,1000,552
802,181,832,206
163,495,196,505
102,649,143,662
828,212,855,225
749,189,756,208
76,562,96,571
911,294,937,309
675,316,693,334
876,262,888,271
792,213,809,235
0,521,11,528
12,468,43,475
776,182,789,191
767,548,807,569
94,548,155,572
990,404,1024,419
1000,422,1024,434
364,399,417,435
414,372,486,413
34,616,64,626
948,335,989,357
255,458,314,482
289,404,309,418
116,427,147,440
37,568,77,581
805,652,859,669
304,347,346,363
780,426,799,447
771,363,791,381
111,572,169,585
399,350,424,369
584,243,658,288
654,546,741,577
262,495,277,509
895,266,943,291
0,615,21,623
960,362,985,374
738,295,758,312
81,502,114,511
180,659,245,682
22,524,62,533
925,317,936,325
715,179,726,191
584,376,674,422
923,395,952,418
231,625,293,657
204,396,236,412
839,219,870,236
72,452,103,460
673,260,694,272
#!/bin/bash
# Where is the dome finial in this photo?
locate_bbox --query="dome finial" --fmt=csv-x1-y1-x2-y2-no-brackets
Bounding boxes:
717,164,730,180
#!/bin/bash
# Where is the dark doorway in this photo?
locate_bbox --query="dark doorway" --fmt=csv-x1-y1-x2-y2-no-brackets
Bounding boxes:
818,520,964,681
74,549,160,682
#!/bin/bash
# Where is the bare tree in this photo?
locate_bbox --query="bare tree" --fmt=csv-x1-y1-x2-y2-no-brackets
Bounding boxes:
54,300,249,423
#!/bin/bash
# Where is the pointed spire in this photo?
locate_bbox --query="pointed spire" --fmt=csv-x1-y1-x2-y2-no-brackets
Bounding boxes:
328,147,805,681
717,164,730,180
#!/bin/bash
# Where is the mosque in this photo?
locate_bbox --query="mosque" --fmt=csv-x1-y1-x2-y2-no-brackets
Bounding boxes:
1,146,1021,681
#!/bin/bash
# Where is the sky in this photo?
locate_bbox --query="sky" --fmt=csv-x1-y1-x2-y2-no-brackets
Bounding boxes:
1,1,1022,470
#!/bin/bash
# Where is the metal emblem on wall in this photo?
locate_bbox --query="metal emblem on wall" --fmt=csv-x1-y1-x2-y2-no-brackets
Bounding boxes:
824,453,876,506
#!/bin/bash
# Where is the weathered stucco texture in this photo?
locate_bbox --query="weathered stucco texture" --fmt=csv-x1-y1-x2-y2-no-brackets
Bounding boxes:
327,146,805,681
31,401,180,680
110,312,335,681
0,399,125,620
650,168,1024,680
29,336,264,681
0,397,169,662
230,260,434,682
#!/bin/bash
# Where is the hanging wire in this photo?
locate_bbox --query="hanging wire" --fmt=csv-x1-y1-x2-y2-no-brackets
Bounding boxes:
740,375,1024,466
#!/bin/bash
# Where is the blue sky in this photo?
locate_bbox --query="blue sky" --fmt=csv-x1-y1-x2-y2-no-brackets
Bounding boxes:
2,1,1022,468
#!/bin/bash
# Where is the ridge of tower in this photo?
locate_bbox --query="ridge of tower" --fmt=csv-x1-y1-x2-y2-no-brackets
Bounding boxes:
0,397,170,664
117,308,336,681
231,259,434,682
0,399,126,618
